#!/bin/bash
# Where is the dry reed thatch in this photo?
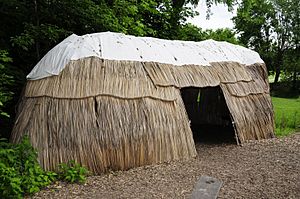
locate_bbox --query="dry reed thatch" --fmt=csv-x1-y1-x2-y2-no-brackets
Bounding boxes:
11,57,275,173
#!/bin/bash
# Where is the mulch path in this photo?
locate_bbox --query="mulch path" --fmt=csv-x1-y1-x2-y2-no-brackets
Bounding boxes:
33,133,300,199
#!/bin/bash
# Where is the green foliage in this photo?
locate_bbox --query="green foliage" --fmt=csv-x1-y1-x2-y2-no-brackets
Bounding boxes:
178,24,240,45
203,28,241,44
0,50,14,118
205,0,235,19
0,163,23,198
233,0,300,84
57,160,89,184
0,136,57,198
178,23,206,41
11,23,68,52
0,136,89,198
281,48,300,86
272,97,300,136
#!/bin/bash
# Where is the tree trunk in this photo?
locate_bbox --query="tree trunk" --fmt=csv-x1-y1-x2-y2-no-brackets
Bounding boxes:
34,0,40,61
169,0,185,39
274,66,281,83
293,47,300,89
274,50,283,84
292,66,298,89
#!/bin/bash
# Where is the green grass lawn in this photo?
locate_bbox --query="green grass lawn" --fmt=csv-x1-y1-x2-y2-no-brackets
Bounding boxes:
272,97,300,136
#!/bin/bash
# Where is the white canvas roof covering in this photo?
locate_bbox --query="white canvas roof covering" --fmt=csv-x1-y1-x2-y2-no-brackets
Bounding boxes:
27,32,264,80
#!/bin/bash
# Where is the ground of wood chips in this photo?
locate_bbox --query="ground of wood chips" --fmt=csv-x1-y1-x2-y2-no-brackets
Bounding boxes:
32,133,300,199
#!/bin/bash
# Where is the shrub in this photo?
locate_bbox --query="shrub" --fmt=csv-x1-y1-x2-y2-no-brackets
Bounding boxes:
58,160,88,183
0,136,90,198
0,136,57,198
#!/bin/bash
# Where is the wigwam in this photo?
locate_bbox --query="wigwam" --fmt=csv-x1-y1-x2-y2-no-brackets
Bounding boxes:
11,32,275,173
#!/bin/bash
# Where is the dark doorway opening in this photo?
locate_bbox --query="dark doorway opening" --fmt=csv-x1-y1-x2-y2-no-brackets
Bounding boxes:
181,86,236,144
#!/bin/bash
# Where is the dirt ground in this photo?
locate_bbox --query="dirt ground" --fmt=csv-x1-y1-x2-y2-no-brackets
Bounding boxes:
33,133,300,199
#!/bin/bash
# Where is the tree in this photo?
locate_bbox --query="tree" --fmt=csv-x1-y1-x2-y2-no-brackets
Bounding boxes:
203,28,240,44
167,0,235,38
233,0,300,84
282,48,300,89
0,50,14,118
178,23,206,41
178,24,240,45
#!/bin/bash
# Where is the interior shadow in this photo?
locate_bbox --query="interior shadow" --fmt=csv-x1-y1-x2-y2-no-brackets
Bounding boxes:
181,86,236,144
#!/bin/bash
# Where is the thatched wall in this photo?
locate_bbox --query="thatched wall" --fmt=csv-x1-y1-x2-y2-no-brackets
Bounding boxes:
220,64,274,143
12,57,274,173
12,95,196,173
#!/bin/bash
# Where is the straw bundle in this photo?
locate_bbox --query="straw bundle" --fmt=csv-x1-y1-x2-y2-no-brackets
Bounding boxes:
143,61,252,88
224,63,270,97
25,58,177,100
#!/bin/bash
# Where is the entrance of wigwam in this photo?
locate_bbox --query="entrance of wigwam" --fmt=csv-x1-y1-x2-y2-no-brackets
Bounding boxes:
181,86,236,144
